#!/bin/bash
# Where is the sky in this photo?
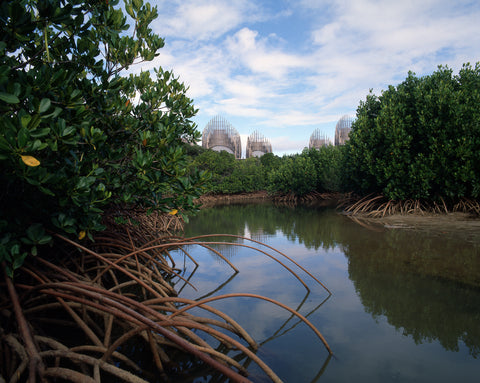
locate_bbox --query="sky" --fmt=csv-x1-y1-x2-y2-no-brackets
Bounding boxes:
131,0,480,156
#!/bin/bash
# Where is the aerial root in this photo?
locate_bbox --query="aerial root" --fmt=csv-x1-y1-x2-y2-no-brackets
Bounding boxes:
342,195,480,217
0,228,332,382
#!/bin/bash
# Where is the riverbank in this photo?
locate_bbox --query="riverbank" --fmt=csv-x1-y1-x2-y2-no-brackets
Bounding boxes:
346,211,480,243
196,191,343,208
196,190,271,207
196,191,480,243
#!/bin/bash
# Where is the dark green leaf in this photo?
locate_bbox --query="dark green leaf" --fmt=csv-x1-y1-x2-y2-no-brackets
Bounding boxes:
38,98,51,113
0,92,20,104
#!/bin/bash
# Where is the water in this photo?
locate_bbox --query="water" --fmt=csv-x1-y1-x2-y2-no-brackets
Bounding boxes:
170,202,480,382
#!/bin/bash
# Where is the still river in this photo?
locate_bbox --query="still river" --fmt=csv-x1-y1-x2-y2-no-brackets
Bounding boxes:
170,202,480,382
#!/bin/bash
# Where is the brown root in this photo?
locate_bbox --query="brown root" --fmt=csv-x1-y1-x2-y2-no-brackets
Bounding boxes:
0,214,332,382
341,195,480,218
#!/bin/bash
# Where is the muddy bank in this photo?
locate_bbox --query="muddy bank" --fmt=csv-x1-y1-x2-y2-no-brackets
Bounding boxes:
196,191,343,208
345,212,480,245
196,191,271,207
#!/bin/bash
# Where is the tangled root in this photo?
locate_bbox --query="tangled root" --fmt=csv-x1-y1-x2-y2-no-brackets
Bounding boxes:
340,194,480,218
1,215,332,382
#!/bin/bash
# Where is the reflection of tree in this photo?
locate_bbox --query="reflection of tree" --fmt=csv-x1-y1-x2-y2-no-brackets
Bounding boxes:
342,227,480,357
186,202,349,252
186,205,250,236
185,203,480,359
279,205,348,251
190,202,290,236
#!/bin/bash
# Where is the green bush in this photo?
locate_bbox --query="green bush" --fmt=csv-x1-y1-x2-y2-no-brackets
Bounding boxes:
188,146,344,197
265,147,344,197
189,149,271,194
344,64,480,200
0,0,207,275
303,146,344,192
267,154,317,196
189,149,234,193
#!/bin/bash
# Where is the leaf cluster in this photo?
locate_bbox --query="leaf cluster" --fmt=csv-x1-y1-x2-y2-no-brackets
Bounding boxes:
0,0,207,275
189,146,344,197
267,146,345,196
344,64,480,200
188,149,268,194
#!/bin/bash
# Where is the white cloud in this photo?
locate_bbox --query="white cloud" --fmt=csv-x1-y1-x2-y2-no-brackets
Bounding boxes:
223,76,270,104
226,28,310,78
153,0,259,41
311,0,480,70
270,136,308,155
134,0,480,154
312,22,341,46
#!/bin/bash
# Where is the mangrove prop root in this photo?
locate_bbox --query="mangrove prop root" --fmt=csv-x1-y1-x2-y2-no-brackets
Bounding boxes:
3,262,45,383
180,234,332,295
169,293,333,356
0,224,332,382
342,195,480,217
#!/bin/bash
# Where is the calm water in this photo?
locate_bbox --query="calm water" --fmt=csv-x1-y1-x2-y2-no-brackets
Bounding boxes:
171,202,480,382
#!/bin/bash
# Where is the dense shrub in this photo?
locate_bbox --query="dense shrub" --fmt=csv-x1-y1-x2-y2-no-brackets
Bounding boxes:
0,0,207,274
303,146,345,192
344,64,480,200
267,147,344,196
189,149,268,194
267,154,317,196
190,145,344,197
223,157,265,193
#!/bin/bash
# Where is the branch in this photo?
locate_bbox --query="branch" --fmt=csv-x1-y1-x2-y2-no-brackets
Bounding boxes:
2,262,45,382
12,30,63,71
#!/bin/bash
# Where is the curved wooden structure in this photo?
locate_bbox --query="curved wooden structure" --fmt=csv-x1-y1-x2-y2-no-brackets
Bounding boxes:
246,131,272,158
309,129,330,149
202,116,241,159
334,115,353,146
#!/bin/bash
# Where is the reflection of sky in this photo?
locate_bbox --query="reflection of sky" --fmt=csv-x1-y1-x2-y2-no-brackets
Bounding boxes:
172,208,480,383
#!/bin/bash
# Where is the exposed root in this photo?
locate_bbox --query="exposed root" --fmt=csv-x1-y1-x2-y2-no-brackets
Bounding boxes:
0,224,332,382
102,205,186,241
341,194,480,218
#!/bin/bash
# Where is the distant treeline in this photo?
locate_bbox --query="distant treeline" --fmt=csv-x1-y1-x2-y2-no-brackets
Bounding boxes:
188,63,480,203
185,144,343,196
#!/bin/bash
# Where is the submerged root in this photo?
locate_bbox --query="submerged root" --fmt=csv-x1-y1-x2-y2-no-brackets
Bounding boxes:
0,223,332,382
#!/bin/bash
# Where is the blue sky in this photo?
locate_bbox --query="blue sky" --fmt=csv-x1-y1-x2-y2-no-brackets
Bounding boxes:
132,0,480,156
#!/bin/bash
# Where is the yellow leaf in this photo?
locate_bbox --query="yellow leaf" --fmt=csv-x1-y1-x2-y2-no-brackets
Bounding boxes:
78,230,86,240
168,209,178,215
21,155,40,167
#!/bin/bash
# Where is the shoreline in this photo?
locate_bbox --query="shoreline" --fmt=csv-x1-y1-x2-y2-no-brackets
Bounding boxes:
195,192,480,241
195,190,272,207
195,191,343,208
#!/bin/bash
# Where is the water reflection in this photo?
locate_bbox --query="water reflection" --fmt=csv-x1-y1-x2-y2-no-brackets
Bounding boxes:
340,219,480,358
188,202,343,250
188,203,480,287
180,202,480,381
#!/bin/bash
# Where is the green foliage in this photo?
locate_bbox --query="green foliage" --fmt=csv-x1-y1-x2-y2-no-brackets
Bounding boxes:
189,149,234,193
344,63,480,200
0,0,207,275
189,149,270,194
267,154,317,196
259,152,282,172
267,147,344,196
188,146,344,197
302,146,345,192
223,157,265,193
